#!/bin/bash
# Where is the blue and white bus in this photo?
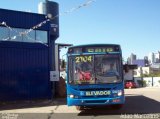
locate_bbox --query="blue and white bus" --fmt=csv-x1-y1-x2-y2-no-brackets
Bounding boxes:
66,44,125,110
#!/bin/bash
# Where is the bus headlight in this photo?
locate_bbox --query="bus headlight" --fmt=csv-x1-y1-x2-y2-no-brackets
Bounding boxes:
117,90,122,96
69,95,79,98
69,95,74,98
112,90,123,96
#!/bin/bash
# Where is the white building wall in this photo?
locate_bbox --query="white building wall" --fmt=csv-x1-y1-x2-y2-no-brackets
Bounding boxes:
153,77,160,87
134,67,150,77
124,70,133,81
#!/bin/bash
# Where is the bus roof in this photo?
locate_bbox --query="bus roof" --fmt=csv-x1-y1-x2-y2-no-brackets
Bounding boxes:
68,44,121,49
68,44,121,54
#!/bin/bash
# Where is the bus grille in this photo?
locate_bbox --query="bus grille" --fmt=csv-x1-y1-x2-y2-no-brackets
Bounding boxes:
85,100,107,104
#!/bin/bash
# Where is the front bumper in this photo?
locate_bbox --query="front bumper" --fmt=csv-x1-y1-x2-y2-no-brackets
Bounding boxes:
67,96,125,106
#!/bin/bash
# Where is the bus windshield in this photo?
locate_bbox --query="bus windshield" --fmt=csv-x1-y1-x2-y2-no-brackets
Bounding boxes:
68,54,122,84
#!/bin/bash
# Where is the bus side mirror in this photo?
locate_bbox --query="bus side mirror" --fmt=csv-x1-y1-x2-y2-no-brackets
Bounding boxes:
123,64,129,73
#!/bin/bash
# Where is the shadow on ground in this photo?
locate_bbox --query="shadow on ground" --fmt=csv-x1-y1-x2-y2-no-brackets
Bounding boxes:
78,95,160,116
0,98,66,111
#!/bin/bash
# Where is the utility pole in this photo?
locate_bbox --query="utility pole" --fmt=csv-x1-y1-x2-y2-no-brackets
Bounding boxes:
140,67,143,87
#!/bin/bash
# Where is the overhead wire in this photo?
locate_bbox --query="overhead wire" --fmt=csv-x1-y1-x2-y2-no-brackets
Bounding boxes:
0,0,96,45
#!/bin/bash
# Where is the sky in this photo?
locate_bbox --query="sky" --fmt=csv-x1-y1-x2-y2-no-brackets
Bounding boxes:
0,0,160,61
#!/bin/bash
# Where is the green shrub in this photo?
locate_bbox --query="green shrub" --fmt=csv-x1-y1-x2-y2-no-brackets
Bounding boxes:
137,80,143,87
137,80,147,87
143,80,147,87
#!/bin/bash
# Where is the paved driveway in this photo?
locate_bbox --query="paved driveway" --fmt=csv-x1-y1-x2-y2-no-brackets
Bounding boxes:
0,88,160,119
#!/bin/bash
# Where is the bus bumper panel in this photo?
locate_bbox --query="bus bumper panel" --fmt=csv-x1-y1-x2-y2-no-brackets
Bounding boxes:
67,96,125,106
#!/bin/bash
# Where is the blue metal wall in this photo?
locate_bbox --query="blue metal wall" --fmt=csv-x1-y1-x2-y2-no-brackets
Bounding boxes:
0,8,49,30
0,42,51,101
0,9,54,101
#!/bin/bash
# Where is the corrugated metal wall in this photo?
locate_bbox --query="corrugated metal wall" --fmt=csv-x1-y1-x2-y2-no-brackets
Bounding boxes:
0,42,52,101
0,9,54,101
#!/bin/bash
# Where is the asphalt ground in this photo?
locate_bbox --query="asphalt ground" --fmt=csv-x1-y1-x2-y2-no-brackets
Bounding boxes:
0,87,160,119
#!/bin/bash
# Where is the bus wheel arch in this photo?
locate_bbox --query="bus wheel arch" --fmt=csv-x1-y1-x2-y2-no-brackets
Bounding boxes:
76,106,84,110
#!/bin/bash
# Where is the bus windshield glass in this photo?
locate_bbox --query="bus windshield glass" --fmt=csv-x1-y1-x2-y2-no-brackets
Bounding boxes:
68,54,122,84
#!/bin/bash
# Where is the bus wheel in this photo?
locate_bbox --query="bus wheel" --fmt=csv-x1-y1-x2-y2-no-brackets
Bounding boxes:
76,106,83,110
111,104,123,110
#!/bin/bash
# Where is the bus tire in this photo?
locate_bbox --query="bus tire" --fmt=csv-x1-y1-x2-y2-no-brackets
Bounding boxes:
76,106,83,110
111,104,123,110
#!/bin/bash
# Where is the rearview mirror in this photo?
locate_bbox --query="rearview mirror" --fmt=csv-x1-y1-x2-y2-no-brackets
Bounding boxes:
123,64,129,73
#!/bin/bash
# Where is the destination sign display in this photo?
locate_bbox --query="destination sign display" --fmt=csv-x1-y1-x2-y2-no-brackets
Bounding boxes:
68,45,120,54
87,48,114,53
